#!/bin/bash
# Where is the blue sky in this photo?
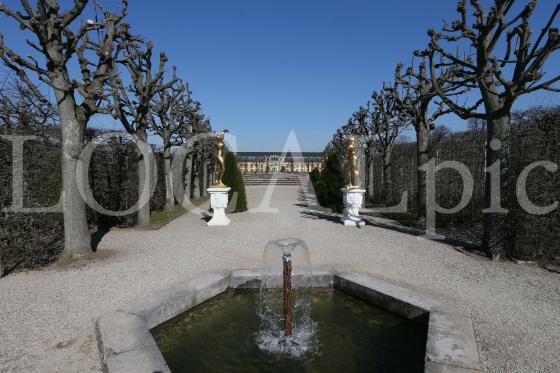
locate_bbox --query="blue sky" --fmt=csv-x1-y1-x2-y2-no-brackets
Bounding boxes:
1,1,559,151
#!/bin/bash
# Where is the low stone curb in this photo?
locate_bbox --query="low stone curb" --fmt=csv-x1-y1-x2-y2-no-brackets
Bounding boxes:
230,269,334,288
96,273,230,373
96,270,481,373
119,273,230,329
334,273,481,372
96,311,169,373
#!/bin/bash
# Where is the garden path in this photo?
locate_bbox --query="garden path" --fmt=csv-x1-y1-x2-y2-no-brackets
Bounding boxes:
0,184,559,372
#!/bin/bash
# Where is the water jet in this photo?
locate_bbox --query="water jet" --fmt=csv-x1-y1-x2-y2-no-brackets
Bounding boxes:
282,251,292,337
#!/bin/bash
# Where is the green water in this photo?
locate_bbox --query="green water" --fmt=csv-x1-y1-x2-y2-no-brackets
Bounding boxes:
152,289,427,372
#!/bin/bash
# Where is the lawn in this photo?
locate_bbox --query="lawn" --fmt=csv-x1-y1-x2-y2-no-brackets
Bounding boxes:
146,198,209,230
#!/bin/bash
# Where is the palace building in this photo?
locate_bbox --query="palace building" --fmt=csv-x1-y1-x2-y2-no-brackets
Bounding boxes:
236,152,323,173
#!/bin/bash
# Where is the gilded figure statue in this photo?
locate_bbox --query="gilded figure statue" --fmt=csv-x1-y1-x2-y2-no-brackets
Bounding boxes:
345,136,360,188
212,132,226,187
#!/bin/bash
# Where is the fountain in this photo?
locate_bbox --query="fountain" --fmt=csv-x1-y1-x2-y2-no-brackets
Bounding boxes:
148,239,429,372
283,251,292,337
255,238,318,357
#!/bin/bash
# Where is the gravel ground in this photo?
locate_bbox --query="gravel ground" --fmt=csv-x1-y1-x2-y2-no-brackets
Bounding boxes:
1,184,559,372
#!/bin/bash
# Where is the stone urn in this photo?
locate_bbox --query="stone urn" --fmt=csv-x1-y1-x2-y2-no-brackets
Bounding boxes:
207,187,231,226
341,188,366,227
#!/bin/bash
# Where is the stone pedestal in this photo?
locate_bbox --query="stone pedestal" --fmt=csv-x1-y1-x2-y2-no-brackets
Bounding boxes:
341,188,366,227
207,187,231,226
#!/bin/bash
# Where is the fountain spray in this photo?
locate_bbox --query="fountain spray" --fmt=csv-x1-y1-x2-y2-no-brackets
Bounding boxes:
257,238,316,356
283,252,293,337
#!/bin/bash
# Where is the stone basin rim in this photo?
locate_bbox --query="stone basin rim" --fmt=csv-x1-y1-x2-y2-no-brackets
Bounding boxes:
95,270,482,373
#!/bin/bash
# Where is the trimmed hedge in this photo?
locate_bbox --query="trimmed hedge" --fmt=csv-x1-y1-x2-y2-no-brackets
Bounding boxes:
222,152,248,213
310,153,344,213
366,107,560,264
0,135,169,275
0,136,64,276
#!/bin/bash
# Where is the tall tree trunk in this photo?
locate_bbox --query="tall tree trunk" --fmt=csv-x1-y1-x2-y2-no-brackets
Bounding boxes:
201,161,208,198
181,153,193,207
192,158,201,199
163,145,174,212
54,77,91,259
363,151,370,199
382,146,393,205
367,144,374,199
136,131,151,226
482,104,510,261
207,163,213,187
416,122,429,219
368,162,374,199
358,145,366,190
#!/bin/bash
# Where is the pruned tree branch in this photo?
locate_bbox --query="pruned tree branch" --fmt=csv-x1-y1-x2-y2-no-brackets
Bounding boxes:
425,0,560,121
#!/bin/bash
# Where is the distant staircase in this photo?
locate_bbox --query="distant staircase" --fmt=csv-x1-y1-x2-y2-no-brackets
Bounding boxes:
242,172,306,186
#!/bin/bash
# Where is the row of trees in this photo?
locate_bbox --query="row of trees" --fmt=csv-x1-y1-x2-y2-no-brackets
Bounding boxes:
0,1,215,261
361,108,559,263
326,0,560,260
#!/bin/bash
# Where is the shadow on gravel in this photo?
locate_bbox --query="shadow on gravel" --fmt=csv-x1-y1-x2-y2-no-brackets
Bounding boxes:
54,249,120,271
361,216,483,256
299,209,342,224
299,208,484,258
91,225,111,252
361,216,421,236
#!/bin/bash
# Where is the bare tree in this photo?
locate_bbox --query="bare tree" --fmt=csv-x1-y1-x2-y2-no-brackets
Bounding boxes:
109,39,176,225
190,114,213,200
426,0,560,260
370,83,410,205
395,60,459,219
324,121,354,166
0,0,127,259
179,110,213,204
0,76,58,135
151,79,199,211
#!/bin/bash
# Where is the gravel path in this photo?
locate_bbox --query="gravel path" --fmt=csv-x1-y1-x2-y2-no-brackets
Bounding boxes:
1,184,559,372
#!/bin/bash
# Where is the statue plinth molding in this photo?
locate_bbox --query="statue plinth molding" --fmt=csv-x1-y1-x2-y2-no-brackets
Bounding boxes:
207,187,231,226
341,188,366,227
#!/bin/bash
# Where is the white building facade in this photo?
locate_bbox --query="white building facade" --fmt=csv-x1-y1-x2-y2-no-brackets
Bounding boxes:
236,152,323,173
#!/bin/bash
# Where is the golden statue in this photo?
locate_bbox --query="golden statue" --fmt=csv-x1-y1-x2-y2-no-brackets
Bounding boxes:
212,132,226,187
345,136,360,189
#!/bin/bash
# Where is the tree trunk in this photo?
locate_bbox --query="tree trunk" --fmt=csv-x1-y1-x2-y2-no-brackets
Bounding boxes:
181,153,193,207
163,145,174,212
368,163,374,199
54,76,92,259
201,161,208,198
192,158,201,199
136,132,151,226
364,142,376,199
482,107,510,261
382,147,393,205
358,144,366,190
367,144,374,199
209,164,215,186
416,122,429,219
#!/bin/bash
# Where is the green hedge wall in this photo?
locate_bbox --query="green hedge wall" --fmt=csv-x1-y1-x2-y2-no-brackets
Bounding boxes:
310,153,344,213
222,152,248,213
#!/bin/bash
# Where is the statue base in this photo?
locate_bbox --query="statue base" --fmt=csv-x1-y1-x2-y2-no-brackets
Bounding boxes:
341,188,366,227
207,187,231,226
